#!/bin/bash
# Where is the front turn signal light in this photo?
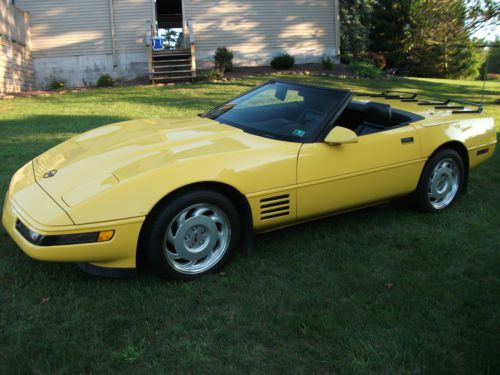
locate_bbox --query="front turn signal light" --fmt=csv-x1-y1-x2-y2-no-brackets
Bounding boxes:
97,230,115,242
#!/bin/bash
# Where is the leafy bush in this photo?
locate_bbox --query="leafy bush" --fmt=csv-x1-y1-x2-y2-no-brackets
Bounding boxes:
348,61,382,78
199,68,224,81
340,54,351,64
322,55,334,70
214,47,234,73
48,79,65,91
270,53,295,70
97,74,115,87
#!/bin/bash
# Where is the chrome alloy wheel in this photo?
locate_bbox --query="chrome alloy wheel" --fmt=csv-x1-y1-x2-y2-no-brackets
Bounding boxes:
163,204,231,274
427,158,460,210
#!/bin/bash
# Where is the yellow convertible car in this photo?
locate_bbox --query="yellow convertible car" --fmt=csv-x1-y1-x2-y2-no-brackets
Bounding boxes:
2,80,496,279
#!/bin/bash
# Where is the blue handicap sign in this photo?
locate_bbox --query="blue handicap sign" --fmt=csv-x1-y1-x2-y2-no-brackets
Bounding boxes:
152,37,165,51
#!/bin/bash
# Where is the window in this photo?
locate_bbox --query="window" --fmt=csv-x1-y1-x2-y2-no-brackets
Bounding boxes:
205,81,351,143
238,86,303,109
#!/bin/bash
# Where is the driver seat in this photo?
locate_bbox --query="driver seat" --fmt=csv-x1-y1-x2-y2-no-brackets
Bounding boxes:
298,93,327,127
355,102,392,135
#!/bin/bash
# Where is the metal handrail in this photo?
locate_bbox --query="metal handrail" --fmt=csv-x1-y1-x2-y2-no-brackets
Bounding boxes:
187,19,196,76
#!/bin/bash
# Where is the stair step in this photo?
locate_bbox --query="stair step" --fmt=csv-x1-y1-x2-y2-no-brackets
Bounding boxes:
153,58,191,64
153,69,193,74
151,76,195,82
153,54,190,58
150,72,194,78
151,70,193,75
152,58,191,62
152,52,191,57
152,53,191,58
152,63,192,69
152,64,191,69
152,48,190,54
149,48,195,83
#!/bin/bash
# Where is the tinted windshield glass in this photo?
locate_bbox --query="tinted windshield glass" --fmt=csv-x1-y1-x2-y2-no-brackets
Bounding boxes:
205,81,351,142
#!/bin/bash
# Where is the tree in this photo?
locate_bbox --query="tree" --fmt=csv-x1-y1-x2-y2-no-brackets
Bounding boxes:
403,0,490,78
339,0,371,61
337,0,499,78
369,0,412,68
485,38,500,74
462,0,500,35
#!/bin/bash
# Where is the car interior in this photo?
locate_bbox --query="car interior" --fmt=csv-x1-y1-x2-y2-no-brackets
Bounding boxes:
234,100,421,139
209,82,424,142
334,101,423,136
241,92,331,134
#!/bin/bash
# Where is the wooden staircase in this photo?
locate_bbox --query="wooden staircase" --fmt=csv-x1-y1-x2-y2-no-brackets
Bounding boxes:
149,48,196,84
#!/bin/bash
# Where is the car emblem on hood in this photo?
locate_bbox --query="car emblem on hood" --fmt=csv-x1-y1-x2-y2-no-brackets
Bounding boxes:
43,170,57,178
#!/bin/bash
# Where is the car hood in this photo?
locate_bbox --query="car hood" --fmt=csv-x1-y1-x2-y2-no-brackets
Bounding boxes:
33,116,249,207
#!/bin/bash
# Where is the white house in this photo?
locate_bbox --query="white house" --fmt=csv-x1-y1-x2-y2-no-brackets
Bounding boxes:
9,0,340,88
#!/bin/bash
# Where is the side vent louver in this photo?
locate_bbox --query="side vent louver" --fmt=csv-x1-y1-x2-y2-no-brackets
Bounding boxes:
260,194,290,220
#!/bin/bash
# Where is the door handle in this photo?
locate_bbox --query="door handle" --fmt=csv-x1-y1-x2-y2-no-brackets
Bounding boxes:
401,137,414,144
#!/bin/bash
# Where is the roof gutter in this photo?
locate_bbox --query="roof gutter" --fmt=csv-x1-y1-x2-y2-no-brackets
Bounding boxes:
334,0,340,57
108,0,117,68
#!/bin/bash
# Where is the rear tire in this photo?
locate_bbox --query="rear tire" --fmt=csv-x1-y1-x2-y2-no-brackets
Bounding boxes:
411,149,464,212
144,190,241,280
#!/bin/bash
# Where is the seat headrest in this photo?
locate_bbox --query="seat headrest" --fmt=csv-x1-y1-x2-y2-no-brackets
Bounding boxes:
303,93,328,112
363,102,392,127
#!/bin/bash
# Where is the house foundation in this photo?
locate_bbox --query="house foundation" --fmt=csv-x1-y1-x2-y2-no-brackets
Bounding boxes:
32,53,148,88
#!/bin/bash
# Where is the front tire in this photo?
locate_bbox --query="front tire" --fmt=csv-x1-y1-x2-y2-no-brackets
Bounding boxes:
145,190,241,280
412,149,464,212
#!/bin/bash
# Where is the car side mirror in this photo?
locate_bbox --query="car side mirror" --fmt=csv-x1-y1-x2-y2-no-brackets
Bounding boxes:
324,126,358,145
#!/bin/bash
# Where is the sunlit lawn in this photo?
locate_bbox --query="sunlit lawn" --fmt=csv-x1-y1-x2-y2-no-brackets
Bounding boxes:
0,75,499,374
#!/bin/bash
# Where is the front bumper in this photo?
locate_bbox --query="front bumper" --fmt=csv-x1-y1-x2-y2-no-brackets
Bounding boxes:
2,197,144,270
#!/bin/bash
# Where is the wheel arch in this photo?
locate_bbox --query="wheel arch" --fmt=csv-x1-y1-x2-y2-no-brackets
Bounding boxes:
136,181,254,267
428,141,469,192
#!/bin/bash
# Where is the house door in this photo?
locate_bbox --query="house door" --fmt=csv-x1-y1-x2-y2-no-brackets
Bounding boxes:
155,0,185,49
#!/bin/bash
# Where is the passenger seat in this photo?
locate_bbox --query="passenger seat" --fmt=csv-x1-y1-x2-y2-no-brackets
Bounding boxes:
355,102,392,135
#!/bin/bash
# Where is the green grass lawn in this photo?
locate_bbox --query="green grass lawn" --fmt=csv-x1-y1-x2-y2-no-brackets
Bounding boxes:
1,76,499,374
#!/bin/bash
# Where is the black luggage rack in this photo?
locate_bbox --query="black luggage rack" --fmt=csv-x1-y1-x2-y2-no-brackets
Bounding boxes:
354,90,483,114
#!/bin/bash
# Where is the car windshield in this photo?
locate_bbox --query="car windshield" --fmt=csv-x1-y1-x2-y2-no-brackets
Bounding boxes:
205,81,351,142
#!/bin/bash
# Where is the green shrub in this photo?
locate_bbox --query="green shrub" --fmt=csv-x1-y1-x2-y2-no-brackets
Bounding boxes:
322,55,334,70
199,68,224,81
340,54,351,64
214,47,234,73
97,74,115,87
48,79,65,91
348,61,382,78
270,53,295,70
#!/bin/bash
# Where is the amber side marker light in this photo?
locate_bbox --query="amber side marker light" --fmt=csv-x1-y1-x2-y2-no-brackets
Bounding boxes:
15,220,115,246
476,148,489,156
97,230,115,242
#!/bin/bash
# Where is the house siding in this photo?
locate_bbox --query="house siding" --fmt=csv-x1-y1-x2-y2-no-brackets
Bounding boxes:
184,0,339,67
15,0,339,88
114,0,153,54
1,36,34,95
1,1,33,96
16,0,151,88
16,0,112,57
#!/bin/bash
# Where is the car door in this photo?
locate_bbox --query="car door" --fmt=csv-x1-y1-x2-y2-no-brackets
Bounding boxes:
296,125,425,220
